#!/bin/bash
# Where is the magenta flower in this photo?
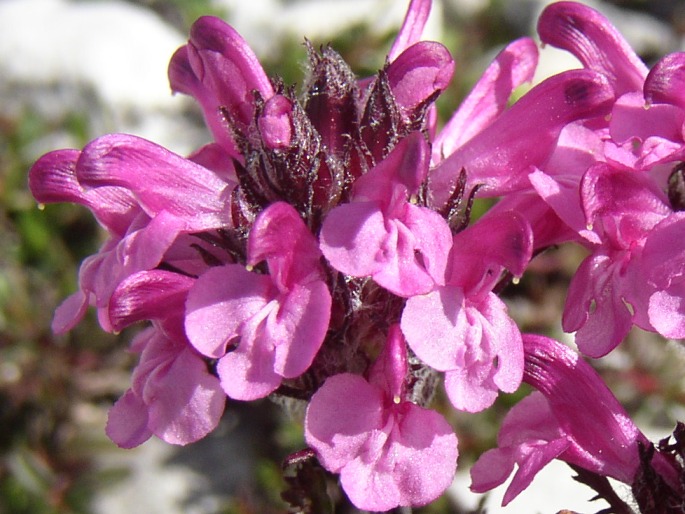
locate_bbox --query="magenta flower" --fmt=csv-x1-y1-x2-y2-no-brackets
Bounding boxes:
28,134,235,333
105,269,224,448
305,325,458,511
563,162,671,356
320,131,452,297
401,211,532,412
185,202,331,400
470,334,679,505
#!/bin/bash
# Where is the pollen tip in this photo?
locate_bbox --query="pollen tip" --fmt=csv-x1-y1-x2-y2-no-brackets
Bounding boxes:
37,203,45,211
246,264,254,272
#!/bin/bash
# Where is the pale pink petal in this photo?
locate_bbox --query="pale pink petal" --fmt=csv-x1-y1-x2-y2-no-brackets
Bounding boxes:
648,286,685,339
145,346,225,445
319,201,388,277
106,389,152,449
442,295,523,412
185,265,272,358
268,281,332,378
537,1,648,95
52,290,89,335
341,403,458,511
215,311,282,401
401,287,468,371
305,373,385,472
563,254,633,357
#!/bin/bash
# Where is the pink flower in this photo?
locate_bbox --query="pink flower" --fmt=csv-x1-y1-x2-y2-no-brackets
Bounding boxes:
320,132,452,297
105,270,224,448
563,162,671,356
401,211,532,412
185,202,331,400
305,325,458,511
470,334,679,505
28,134,235,333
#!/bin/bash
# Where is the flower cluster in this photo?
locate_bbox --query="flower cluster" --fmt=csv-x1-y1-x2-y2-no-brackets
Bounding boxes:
29,0,685,510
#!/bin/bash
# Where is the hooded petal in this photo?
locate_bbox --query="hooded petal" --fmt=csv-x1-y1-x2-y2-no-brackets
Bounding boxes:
523,334,646,483
29,148,138,236
537,1,648,95
247,201,324,288
106,389,152,449
429,69,614,205
109,270,195,332
76,134,232,231
644,52,685,109
386,41,454,117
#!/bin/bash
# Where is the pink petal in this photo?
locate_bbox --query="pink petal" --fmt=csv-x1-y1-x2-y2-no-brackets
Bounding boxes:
216,320,282,401
109,270,195,332
401,287,468,371
368,325,409,399
537,1,648,95
442,295,523,412
610,92,685,145
644,52,685,109
434,37,538,160
305,373,385,472
145,346,225,445
388,0,432,61
269,281,331,378
106,390,153,449
319,201,388,277
247,201,324,288
52,291,89,335
77,134,232,231
386,41,454,116
430,69,614,205
648,286,685,339
563,254,633,357
185,265,272,358
341,402,458,510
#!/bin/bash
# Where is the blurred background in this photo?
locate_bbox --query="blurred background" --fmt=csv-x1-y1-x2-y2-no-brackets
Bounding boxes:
1,0,685,512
